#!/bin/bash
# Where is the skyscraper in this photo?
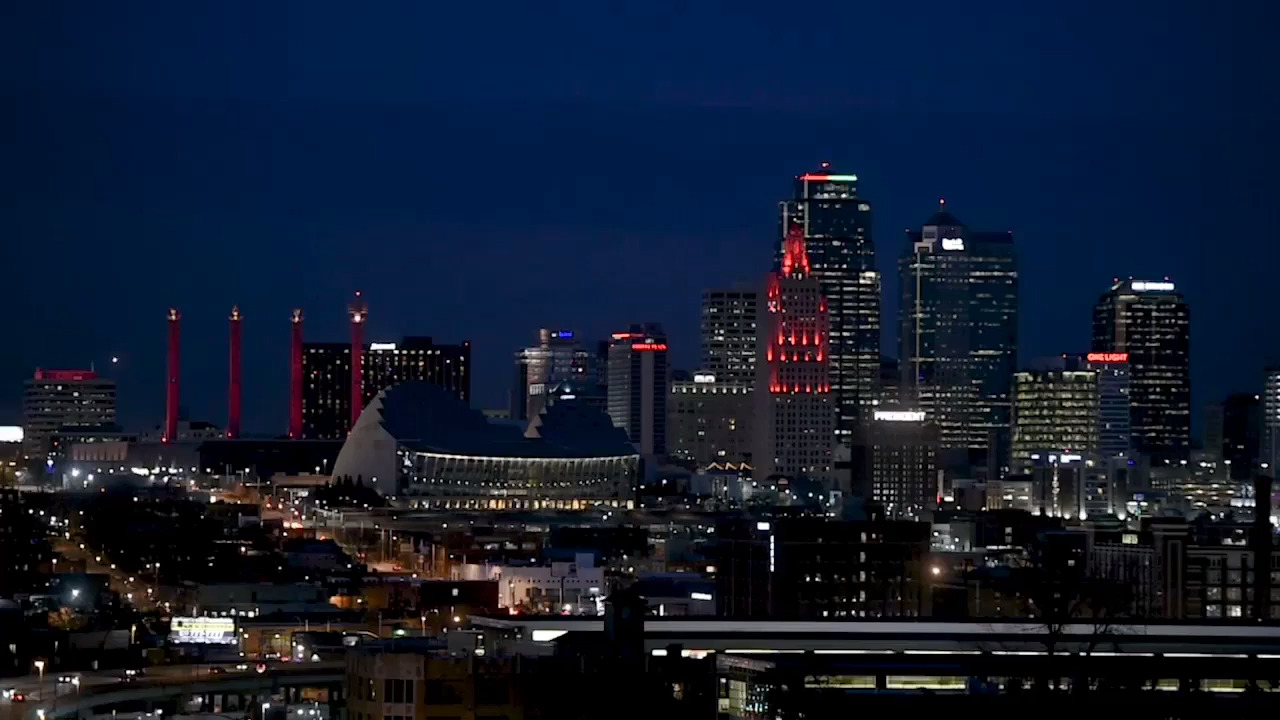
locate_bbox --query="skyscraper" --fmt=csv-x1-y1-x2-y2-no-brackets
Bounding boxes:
1264,364,1280,475
899,203,1018,477
302,337,470,439
668,372,752,468
755,224,835,485
511,329,599,421
606,324,668,456
779,165,878,449
1092,279,1190,463
865,409,939,519
1011,359,1099,472
1219,393,1262,481
22,369,117,458
1086,352,1133,459
700,288,758,385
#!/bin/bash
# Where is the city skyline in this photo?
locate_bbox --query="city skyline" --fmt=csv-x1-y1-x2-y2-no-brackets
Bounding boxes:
6,3,1277,435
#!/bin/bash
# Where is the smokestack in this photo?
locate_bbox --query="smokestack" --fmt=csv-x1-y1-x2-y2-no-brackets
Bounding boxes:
349,292,367,429
228,306,242,438
289,309,304,439
164,308,180,443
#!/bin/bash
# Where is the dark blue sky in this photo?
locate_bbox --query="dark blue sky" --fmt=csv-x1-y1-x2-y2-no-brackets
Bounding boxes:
4,1,1277,436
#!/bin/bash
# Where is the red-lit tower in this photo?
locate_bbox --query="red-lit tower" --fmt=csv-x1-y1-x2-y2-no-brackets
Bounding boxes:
349,292,367,428
289,309,304,439
754,223,835,485
164,308,181,443
227,306,242,438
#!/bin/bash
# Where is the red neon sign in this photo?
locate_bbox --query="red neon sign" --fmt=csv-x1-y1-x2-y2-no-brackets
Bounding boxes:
1087,352,1129,363
34,369,98,381
631,343,668,352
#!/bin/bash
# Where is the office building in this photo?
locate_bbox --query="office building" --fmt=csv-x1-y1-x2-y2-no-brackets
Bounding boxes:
899,203,1018,478
22,369,117,458
302,337,470,439
1265,364,1280,473
879,357,901,407
607,324,669,456
1218,393,1263,481
1092,279,1190,463
1085,352,1132,459
779,166,879,448
511,328,599,421
668,372,752,468
1010,359,1099,471
700,288,758,386
755,224,835,485
1026,453,1113,520
863,409,938,519
716,516,932,619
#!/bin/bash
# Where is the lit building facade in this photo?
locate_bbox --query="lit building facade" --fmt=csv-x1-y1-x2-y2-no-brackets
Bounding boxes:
1011,360,1099,471
864,410,939,519
1265,364,1280,474
755,224,835,485
668,372,753,469
899,204,1018,478
1092,279,1190,463
511,328,598,421
606,324,669,456
22,369,117,458
1085,352,1133,459
701,288,758,386
779,167,878,449
302,337,471,439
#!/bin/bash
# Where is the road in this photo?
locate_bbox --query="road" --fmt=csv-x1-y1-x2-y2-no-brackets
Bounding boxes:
0,664,244,720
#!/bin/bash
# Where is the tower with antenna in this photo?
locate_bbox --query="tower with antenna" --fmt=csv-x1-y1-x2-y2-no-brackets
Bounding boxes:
349,292,367,428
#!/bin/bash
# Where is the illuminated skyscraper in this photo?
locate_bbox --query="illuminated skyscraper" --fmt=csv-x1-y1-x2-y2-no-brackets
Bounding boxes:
1092,279,1190,463
511,329,599,421
1011,359,1099,471
606,324,669,456
779,166,878,449
700,288,758,386
1085,352,1133,459
1264,364,1280,475
899,203,1018,477
755,224,835,486
302,337,470,440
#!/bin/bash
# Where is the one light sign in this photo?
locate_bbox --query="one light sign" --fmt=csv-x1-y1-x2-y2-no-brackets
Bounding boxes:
1087,352,1129,363
169,617,237,645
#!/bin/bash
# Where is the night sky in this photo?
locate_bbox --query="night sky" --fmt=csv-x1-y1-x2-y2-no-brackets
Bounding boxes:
4,1,1277,436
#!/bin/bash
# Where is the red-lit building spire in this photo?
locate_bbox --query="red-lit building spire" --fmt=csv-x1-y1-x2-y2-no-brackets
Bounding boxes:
780,223,811,278
289,309,304,439
349,292,367,429
228,306,242,438
164,308,180,443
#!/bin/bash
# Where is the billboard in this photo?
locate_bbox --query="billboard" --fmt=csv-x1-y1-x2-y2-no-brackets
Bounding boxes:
169,617,237,645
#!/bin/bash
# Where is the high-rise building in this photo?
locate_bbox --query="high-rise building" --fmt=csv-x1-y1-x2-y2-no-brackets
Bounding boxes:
863,409,939,519
22,369,117,458
1264,364,1280,474
1011,359,1099,471
1086,352,1132,459
302,337,470,440
878,357,901,407
1219,393,1263,481
700,288,758,386
511,329,599,421
606,324,669,456
1092,279,1190,463
899,203,1018,477
755,224,835,486
778,166,878,448
668,372,752,468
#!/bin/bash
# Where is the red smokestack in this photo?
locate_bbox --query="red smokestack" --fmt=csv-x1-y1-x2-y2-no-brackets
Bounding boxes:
289,309,304,439
164,308,180,443
228,306,242,438
349,292,367,429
